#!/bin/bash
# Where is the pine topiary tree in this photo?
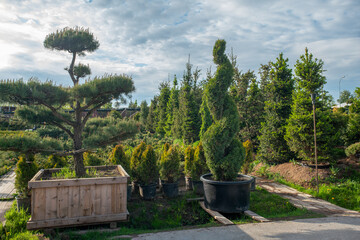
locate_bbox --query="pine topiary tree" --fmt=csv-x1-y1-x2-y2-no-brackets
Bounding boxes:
285,48,339,163
0,27,138,177
202,40,245,181
257,53,295,164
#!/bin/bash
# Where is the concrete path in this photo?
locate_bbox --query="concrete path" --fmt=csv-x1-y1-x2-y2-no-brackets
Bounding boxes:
256,177,360,217
0,170,15,223
133,216,360,240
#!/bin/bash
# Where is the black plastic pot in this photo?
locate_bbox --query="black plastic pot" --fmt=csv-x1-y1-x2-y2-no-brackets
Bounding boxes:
127,184,132,201
139,183,157,200
200,173,253,213
16,196,31,213
185,176,193,190
251,177,256,191
162,182,179,198
192,180,204,195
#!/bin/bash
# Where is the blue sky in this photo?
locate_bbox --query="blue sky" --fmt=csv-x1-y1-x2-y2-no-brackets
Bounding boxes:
0,0,359,105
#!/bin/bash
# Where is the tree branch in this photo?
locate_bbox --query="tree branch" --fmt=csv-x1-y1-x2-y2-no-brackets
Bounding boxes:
40,101,76,127
82,102,105,127
49,121,74,139
68,52,77,85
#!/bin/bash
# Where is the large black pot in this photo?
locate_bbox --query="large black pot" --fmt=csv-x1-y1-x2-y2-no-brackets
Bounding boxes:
139,183,157,200
200,173,253,213
127,184,132,201
162,182,179,198
192,180,204,195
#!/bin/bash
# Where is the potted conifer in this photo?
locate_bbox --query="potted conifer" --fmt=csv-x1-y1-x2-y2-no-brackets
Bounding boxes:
201,39,253,213
137,145,158,200
159,144,181,198
190,142,208,195
109,144,132,200
184,146,194,190
130,142,147,194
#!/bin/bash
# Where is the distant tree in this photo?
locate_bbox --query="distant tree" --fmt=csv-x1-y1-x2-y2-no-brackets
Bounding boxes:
165,75,180,136
146,96,158,133
139,100,149,127
156,81,171,135
285,48,339,163
257,53,295,164
0,27,138,177
128,100,138,109
345,87,360,145
338,90,353,104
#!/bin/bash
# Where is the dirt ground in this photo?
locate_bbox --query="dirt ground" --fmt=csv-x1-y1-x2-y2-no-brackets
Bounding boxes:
252,157,360,187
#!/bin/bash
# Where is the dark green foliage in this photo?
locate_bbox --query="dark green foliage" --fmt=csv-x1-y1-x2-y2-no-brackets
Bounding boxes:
165,76,180,137
202,40,245,181
130,142,147,182
44,26,99,54
108,110,123,120
83,152,103,166
156,81,171,135
44,155,68,169
338,90,353,104
36,125,68,140
285,48,339,163
146,97,158,133
345,142,360,158
191,142,209,180
137,145,159,185
15,155,38,197
257,53,295,164
345,88,360,145
199,94,212,140
159,145,181,183
109,144,129,171
184,146,194,177
139,100,149,127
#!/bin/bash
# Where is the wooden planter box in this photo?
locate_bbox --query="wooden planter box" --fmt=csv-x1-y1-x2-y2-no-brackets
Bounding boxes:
27,165,129,230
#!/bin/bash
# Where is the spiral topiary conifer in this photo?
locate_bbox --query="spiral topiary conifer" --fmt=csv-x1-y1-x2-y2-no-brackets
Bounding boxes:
202,40,245,181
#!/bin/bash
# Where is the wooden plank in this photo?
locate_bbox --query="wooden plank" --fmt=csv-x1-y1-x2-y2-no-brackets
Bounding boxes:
90,185,95,216
27,211,129,230
57,187,69,218
80,185,92,216
111,184,117,214
117,165,130,181
94,184,102,215
186,197,204,202
32,188,46,221
45,187,57,220
69,186,80,218
28,169,44,187
29,176,127,189
118,183,126,213
244,210,270,222
199,202,234,225
100,184,111,215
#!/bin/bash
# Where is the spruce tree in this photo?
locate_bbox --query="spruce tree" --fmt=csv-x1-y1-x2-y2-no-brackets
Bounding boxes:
165,76,179,136
156,81,171,135
139,100,149,127
257,53,295,164
285,48,339,162
0,27,138,177
146,96,158,133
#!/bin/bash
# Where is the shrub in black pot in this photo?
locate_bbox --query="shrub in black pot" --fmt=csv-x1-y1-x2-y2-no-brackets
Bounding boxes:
159,145,181,198
130,142,147,194
15,154,37,212
110,144,132,201
201,39,252,213
137,145,159,200
190,142,208,195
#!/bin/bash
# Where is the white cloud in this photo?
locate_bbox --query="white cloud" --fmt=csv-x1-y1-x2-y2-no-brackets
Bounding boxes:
0,0,359,103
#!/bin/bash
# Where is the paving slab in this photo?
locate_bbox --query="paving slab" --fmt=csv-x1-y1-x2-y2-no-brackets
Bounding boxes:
0,170,15,223
133,216,360,240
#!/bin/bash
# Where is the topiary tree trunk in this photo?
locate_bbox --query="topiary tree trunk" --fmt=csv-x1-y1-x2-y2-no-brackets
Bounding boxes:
202,40,245,181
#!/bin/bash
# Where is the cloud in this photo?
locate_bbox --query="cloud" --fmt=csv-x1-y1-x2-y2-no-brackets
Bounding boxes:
0,0,359,105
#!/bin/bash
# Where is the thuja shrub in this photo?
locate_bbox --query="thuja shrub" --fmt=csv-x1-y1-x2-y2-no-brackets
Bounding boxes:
137,145,159,185
191,142,209,181
130,142,147,182
109,144,129,171
184,146,195,177
242,140,254,174
202,39,245,181
43,154,68,169
159,145,181,183
15,155,38,197
83,152,103,166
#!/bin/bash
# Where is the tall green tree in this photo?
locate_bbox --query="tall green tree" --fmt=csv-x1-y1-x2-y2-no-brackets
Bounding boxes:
156,81,171,135
257,53,295,163
285,48,338,162
146,96,158,133
139,100,149,127
345,87,360,145
165,76,179,136
0,27,138,177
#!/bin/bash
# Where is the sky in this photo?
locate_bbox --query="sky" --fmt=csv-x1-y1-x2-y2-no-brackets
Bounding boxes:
0,0,359,105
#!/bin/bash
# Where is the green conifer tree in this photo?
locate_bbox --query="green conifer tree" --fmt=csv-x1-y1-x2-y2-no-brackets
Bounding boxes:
156,81,171,135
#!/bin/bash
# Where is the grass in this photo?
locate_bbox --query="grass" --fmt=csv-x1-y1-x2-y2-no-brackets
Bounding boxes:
51,167,98,179
257,164,360,212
